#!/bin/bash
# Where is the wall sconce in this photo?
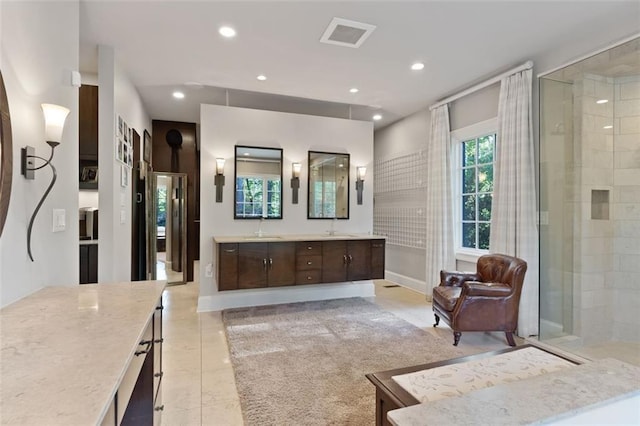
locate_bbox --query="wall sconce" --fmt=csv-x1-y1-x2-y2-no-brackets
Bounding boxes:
21,103,70,261
215,158,225,203
356,166,366,205
291,162,301,204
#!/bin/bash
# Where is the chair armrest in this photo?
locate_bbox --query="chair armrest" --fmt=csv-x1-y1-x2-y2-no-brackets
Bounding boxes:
440,271,481,287
462,281,511,297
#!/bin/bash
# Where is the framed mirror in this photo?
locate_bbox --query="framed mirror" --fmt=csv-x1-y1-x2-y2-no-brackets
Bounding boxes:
234,146,283,219
308,151,349,219
0,70,13,238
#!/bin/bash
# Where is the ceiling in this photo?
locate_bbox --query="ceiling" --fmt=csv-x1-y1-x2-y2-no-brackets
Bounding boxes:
79,1,640,129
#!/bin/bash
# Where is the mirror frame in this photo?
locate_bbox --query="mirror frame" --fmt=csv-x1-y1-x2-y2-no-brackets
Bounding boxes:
234,145,283,220
307,150,350,220
0,70,13,238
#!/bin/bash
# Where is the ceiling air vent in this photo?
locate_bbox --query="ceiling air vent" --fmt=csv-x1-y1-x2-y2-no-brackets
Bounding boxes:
320,17,376,48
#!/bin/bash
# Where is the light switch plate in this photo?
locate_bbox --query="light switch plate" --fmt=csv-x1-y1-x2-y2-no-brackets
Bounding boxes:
52,209,66,232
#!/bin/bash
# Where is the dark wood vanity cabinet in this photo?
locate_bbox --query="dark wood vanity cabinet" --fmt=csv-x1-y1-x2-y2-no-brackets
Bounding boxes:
322,240,371,283
237,242,296,289
371,239,385,279
217,238,384,291
79,243,98,284
296,241,323,284
218,243,239,290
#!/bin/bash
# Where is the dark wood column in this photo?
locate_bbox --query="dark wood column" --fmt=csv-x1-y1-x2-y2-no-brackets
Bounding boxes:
151,120,200,282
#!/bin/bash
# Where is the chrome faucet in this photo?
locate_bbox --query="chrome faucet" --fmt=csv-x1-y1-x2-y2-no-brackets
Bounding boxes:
255,217,265,237
328,218,337,236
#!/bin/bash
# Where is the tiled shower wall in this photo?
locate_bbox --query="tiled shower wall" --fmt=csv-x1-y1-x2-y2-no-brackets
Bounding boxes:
612,76,640,342
573,75,640,344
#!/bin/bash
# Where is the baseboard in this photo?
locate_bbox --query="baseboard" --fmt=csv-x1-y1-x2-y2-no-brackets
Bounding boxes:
197,281,376,312
384,271,426,295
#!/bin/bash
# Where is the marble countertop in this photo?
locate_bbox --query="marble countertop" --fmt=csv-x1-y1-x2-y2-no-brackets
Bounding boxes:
388,358,640,425
79,239,99,245
214,233,386,243
0,281,166,425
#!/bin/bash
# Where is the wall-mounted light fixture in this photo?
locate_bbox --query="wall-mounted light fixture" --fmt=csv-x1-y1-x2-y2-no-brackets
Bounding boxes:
291,162,301,204
215,158,225,202
356,166,366,205
21,103,70,261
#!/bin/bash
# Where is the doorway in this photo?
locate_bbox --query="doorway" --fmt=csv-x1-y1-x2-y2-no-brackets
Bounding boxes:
152,172,187,285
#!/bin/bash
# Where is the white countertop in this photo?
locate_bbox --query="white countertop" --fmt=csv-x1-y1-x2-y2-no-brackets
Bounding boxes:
213,233,386,243
387,358,640,425
0,281,166,425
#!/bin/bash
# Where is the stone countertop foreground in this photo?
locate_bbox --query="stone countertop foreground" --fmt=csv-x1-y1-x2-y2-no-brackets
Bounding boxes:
388,357,640,425
0,281,166,425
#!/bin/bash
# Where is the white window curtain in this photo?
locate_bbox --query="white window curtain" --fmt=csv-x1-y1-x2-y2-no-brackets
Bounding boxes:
490,68,539,337
424,105,455,300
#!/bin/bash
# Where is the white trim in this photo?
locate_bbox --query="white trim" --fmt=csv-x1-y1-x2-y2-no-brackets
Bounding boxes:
537,33,640,78
430,61,532,110
451,118,498,259
197,281,375,312
455,249,484,264
384,271,426,294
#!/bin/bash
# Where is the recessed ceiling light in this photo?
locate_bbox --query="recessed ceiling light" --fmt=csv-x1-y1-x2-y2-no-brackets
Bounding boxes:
257,75,267,81
411,62,425,71
349,88,359,93
219,26,236,38
243,152,250,156
603,125,613,129
172,91,185,99
596,99,609,104
372,114,382,121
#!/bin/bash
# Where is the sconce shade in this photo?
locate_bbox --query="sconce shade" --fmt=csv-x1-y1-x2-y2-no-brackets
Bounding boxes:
357,166,367,181
41,103,70,144
216,158,225,175
292,162,302,178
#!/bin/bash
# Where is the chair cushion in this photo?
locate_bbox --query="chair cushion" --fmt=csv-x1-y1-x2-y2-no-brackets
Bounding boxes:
433,286,462,312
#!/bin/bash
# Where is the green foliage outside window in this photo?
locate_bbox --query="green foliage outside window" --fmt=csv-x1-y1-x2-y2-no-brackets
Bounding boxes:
461,134,495,250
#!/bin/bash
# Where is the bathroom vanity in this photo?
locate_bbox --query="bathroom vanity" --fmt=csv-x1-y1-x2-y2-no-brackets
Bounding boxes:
213,234,385,291
0,281,165,425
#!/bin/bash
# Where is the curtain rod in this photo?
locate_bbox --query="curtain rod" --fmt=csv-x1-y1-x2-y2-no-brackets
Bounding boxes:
429,60,533,111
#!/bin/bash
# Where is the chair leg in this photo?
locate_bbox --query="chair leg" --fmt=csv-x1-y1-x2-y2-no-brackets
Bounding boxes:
433,314,440,327
453,331,461,346
505,331,516,347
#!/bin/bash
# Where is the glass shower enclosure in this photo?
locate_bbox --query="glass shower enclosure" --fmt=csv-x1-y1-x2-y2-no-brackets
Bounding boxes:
538,37,640,365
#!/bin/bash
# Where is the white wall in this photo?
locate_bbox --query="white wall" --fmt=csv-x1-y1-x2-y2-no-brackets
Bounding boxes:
97,45,151,283
199,104,373,302
0,1,79,307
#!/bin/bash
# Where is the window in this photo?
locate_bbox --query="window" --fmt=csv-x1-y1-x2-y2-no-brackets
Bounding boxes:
235,175,281,218
451,119,496,257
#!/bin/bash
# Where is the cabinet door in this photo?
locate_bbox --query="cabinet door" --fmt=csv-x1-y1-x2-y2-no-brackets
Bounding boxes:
218,243,238,291
79,246,89,284
347,240,371,281
267,242,296,287
322,240,348,283
79,85,98,160
88,244,98,283
371,239,385,279
238,243,268,289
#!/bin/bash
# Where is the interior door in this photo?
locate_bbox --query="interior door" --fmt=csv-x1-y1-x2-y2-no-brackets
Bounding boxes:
171,176,184,272
151,172,187,285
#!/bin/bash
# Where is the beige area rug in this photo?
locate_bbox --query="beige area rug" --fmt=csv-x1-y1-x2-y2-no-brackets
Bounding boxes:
222,297,467,426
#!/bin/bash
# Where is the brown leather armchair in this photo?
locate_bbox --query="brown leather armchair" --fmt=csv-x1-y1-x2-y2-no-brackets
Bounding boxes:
432,253,527,346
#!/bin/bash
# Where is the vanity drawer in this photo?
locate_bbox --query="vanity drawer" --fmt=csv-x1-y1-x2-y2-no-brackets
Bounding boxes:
296,255,322,271
296,270,322,284
296,241,321,256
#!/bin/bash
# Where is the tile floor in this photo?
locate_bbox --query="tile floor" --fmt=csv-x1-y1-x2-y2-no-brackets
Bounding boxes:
160,279,521,425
